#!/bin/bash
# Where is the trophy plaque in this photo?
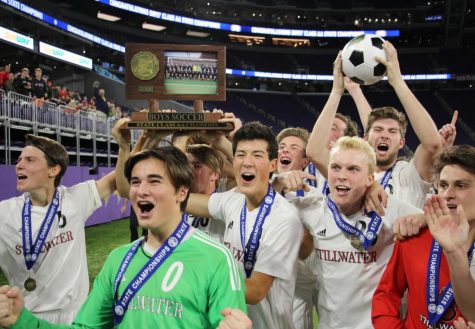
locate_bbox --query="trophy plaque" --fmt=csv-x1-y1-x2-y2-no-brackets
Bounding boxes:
126,112,234,131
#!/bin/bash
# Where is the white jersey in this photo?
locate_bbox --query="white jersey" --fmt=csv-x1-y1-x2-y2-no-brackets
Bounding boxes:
209,189,303,329
294,193,421,329
0,181,102,323
186,214,225,243
284,188,320,329
375,159,432,209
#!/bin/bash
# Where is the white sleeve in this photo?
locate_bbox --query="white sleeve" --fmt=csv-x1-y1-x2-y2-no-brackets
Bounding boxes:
397,159,432,193
63,180,102,224
253,203,303,280
208,191,235,223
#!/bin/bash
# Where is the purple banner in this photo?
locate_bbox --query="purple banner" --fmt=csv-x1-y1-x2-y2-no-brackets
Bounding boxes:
0,165,127,226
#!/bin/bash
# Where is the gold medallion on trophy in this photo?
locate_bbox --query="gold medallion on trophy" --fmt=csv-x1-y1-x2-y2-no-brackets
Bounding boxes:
130,51,160,81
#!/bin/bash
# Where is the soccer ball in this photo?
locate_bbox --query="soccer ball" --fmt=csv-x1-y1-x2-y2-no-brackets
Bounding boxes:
341,34,387,85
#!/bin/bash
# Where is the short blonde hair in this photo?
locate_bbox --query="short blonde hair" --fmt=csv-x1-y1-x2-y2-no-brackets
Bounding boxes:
330,136,376,174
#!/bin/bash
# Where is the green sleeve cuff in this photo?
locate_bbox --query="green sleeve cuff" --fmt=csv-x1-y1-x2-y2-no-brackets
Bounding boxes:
11,308,40,329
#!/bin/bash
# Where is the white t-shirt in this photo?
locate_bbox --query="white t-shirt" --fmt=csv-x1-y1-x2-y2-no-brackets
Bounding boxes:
209,189,303,329
186,214,226,243
294,193,422,329
375,159,432,209
0,181,102,322
284,188,320,329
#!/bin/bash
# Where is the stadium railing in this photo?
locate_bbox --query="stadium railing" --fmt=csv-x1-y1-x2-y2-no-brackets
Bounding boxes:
1,89,118,166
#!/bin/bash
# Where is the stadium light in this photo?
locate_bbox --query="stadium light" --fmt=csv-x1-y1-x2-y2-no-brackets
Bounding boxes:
186,30,210,37
142,22,167,31
97,11,121,22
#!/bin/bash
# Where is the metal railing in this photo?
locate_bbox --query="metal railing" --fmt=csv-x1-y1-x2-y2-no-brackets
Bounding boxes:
0,90,118,166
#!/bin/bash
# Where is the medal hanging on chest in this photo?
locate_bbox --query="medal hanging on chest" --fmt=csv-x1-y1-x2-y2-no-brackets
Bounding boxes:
240,185,275,278
21,189,60,292
24,276,37,292
426,240,475,326
326,196,381,252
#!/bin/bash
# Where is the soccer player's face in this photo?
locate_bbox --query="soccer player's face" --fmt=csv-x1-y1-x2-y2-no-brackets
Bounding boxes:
188,154,219,195
328,117,347,149
16,146,55,193
233,139,277,200
277,136,308,173
328,148,374,215
436,164,475,221
129,158,187,231
365,118,404,169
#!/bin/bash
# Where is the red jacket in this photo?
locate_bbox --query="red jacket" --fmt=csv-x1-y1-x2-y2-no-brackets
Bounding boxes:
372,228,466,329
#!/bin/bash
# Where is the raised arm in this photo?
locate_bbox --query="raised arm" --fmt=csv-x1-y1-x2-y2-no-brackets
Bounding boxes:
112,118,132,198
344,77,373,131
186,193,212,218
306,52,345,178
376,42,441,181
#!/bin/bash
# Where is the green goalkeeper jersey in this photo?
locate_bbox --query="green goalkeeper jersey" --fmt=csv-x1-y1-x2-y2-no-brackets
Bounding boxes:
12,230,246,329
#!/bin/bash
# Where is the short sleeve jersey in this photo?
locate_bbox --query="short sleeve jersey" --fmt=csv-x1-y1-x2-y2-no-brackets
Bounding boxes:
294,193,422,329
375,159,432,209
186,214,226,243
209,189,303,329
0,181,102,314
10,229,246,329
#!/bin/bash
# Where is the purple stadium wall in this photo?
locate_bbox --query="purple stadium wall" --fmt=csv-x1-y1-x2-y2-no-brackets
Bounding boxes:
0,165,127,226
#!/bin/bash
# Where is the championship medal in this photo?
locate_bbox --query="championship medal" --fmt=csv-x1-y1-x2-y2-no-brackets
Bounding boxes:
24,277,37,292
350,235,364,251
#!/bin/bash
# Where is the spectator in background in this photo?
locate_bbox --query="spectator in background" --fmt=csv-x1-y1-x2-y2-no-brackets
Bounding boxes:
59,86,69,104
47,80,57,100
3,73,15,93
32,68,48,99
0,64,11,89
80,96,89,111
13,68,32,96
114,105,122,119
93,80,109,116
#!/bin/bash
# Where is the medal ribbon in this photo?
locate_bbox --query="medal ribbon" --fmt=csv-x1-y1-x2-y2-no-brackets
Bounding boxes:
240,185,275,278
113,215,189,325
22,188,60,270
307,162,317,188
297,162,321,197
380,163,395,190
426,240,475,325
326,196,381,250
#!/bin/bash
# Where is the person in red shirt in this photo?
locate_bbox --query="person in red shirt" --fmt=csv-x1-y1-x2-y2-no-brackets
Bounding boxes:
0,64,10,88
372,145,475,328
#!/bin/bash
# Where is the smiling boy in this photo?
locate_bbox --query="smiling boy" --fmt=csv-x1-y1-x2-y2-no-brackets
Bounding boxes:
372,145,475,328
0,147,246,329
187,122,303,329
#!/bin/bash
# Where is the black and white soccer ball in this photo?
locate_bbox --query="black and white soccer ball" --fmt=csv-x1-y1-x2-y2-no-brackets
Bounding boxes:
341,34,387,85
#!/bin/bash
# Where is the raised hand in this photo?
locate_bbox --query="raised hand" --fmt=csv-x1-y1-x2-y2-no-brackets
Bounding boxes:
111,117,131,150
344,76,362,96
332,51,345,95
424,195,470,253
219,112,243,139
439,110,458,150
375,41,403,87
